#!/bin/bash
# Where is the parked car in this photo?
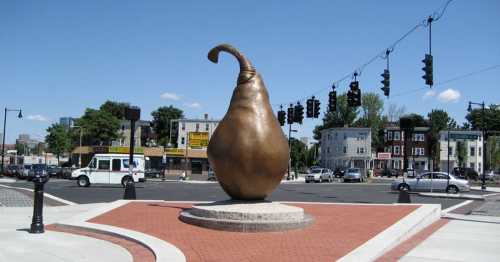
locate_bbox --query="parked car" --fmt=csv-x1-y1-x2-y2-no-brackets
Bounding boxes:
485,170,497,181
28,164,48,181
305,168,332,183
391,172,470,194
381,168,402,178
453,167,479,181
343,168,366,182
47,165,62,178
145,168,162,178
19,165,33,180
334,168,345,178
6,165,21,177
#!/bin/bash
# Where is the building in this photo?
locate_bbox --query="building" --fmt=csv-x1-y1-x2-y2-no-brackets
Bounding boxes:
380,126,431,172
59,117,75,129
439,130,483,174
16,134,41,153
112,120,154,148
320,127,372,172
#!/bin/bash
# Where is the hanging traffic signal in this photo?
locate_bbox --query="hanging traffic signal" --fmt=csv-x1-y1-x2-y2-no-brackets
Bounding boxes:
328,87,337,112
293,102,304,124
313,97,321,118
422,54,433,86
348,81,361,107
277,105,286,126
306,98,314,118
286,104,294,125
380,69,390,97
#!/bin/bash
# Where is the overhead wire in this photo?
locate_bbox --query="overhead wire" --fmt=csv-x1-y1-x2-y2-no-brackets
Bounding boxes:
274,0,455,108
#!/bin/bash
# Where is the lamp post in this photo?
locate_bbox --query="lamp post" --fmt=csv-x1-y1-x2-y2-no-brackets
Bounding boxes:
124,106,140,199
1,108,23,175
468,101,487,190
287,128,298,180
72,125,84,167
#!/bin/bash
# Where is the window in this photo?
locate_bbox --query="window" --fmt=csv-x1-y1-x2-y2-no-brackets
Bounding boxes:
196,123,200,131
448,147,453,156
89,158,97,169
181,137,185,144
112,159,121,171
328,134,331,140
479,147,482,156
394,131,400,140
470,147,475,156
327,147,330,154
181,123,185,131
394,160,400,169
388,132,393,141
416,148,425,156
358,147,365,154
205,124,209,131
343,146,347,153
122,159,137,169
394,146,400,155
98,160,110,170
343,133,347,140
479,163,481,173
414,134,425,141
434,173,449,180
470,162,475,169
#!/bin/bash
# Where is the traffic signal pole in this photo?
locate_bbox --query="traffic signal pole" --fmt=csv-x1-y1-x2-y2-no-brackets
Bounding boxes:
287,123,292,180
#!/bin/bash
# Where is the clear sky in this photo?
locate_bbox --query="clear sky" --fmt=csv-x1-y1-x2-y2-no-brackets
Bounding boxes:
1,0,499,144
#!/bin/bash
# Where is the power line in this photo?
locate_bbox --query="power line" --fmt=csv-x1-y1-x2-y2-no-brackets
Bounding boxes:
274,0,455,107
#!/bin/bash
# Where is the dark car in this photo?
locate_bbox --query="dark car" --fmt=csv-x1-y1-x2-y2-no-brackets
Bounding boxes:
6,165,21,177
145,168,162,178
47,165,62,178
381,168,400,178
334,168,345,178
453,167,479,181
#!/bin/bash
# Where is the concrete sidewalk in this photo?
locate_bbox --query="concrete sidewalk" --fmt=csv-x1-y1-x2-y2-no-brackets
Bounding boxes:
0,204,133,262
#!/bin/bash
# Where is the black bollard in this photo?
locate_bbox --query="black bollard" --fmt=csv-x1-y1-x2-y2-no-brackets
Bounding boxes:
397,188,411,203
30,171,49,234
123,180,136,200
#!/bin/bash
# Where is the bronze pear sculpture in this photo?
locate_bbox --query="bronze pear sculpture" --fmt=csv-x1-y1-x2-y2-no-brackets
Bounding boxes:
207,44,290,200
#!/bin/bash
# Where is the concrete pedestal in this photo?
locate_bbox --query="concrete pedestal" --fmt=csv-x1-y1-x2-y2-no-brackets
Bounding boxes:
179,200,313,232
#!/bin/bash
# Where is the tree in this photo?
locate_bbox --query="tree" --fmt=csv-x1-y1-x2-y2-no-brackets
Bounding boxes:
290,138,307,171
99,100,130,120
76,108,121,146
354,93,385,151
465,105,500,131
151,106,184,147
386,103,406,123
45,123,72,164
313,93,358,140
427,109,458,170
456,141,467,167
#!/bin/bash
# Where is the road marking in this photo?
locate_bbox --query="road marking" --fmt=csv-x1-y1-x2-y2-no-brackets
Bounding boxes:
441,200,473,214
0,184,77,205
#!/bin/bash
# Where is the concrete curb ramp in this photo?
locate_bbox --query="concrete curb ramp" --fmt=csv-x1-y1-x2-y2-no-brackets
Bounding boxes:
419,192,485,200
338,204,441,261
57,200,186,262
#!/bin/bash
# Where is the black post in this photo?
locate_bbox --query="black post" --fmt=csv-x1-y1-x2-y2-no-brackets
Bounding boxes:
481,102,486,190
124,106,140,200
30,173,49,233
447,128,450,188
287,123,292,180
1,108,7,175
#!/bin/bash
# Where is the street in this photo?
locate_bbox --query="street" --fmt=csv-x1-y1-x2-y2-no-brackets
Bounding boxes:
2,179,466,208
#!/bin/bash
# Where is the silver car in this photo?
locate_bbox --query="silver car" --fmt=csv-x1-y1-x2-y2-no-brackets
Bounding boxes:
343,168,365,182
391,172,470,194
305,168,333,183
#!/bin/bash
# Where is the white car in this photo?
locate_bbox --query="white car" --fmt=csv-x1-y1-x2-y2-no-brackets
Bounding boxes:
305,168,333,183
391,172,470,193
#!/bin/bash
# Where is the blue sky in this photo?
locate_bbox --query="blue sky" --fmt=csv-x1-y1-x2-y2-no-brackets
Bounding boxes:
1,0,499,144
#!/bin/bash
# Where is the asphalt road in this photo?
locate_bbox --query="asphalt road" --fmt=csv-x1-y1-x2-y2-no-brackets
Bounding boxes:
2,179,467,209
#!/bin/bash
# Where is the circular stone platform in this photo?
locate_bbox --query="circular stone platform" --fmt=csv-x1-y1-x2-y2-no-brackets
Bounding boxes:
179,200,313,232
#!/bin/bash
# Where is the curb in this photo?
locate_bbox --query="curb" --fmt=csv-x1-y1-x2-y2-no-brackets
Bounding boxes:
338,204,441,262
57,200,186,262
418,192,485,201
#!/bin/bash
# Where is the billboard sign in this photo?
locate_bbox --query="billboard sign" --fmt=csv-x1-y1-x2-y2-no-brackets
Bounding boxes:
188,132,209,148
377,152,392,160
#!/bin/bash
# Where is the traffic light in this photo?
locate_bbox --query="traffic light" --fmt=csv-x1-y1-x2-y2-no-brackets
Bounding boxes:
422,54,433,86
306,98,314,118
287,104,294,125
313,97,320,118
328,90,337,112
348,81,361,107
380,69,390,97
277,105,286,126
293,102,304,124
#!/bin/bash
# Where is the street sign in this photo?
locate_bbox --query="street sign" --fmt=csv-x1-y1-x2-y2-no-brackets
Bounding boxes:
377,152,392,160
108,146,144,154
188,132,209,148
449,134,479,140
165,148,185,156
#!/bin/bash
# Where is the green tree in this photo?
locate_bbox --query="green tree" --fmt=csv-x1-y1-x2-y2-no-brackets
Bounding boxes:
465,105,500,131
45,123,72,164
313,93,358,140
427,109,458,170
290,138,307,171
456,141,467,167
99,100,130,120
76,108,121,146
354,93,385,151
151,106,184,147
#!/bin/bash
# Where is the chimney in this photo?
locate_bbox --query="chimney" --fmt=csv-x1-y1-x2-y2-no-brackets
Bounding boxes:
204,113,208,120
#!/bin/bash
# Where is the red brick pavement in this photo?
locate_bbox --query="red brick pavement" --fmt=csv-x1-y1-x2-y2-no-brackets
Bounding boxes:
88,202,418,262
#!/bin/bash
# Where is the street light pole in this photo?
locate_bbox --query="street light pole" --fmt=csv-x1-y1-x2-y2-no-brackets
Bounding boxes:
1,108,22,175
468,101,487,190
72,125,83,168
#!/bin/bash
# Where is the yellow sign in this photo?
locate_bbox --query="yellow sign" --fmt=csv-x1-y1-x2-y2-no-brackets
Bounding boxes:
189,132,209,148
165,148,186,156
108,146,144,154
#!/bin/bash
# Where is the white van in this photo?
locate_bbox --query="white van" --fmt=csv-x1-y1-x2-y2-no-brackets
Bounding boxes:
72,154,146,187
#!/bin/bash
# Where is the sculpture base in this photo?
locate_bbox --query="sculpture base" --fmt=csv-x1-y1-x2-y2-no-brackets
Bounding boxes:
179,200,313,232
